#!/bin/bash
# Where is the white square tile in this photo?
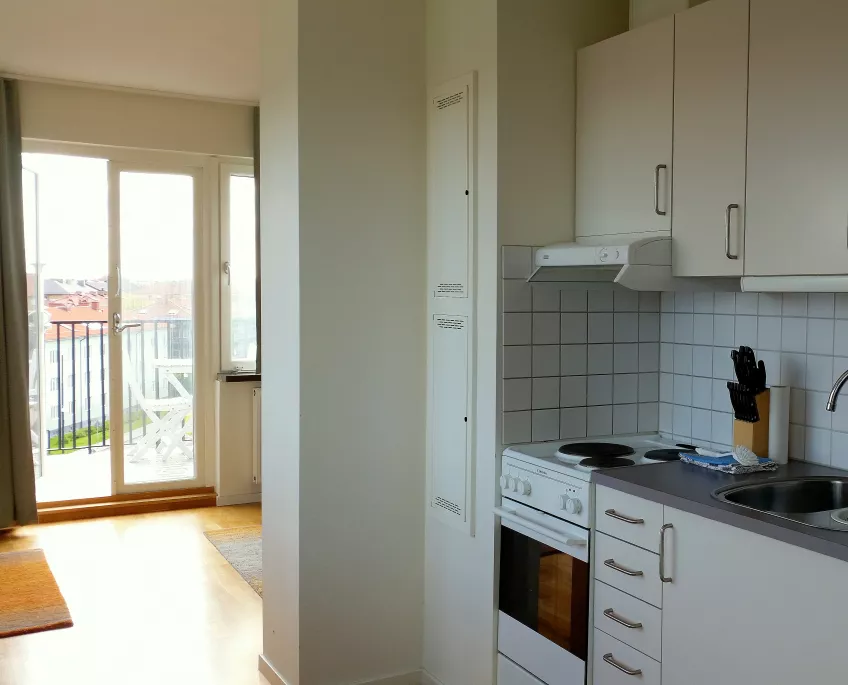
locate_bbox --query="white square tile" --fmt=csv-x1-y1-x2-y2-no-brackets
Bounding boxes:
781,353,806,389
560,345,587,376
756,350,781,385
560,407,587,439
533,313,561,345
660,343,674,373
789,386,806,424
675,314,694,344
559,376,587,408
503,411,531,444
503,280,532,312
613,404,639,435
713,315,735,347
661,292,675,313
674,374,693,405
674,344,693,375
614,344,640,373
532,345,560,377
758,293,782,316
587,344,614,375
713,379,732,413
532,286,561,312
711,442,733,453
533,377,561,409
789,424,805,461
834,357,848,384
614,313,640,343
504,379,532,411
532,409,561,442
782,293,808,317
735,292,759,315
561,290,588,313
639,373,659,402
639,343,660,372
830,432,848,470
659,402,673,433
661,313,675,343
805,391,832,429
693,314,713,344
638,313,660,342
587,405,613,437
735,315,758,348
805,355,834,392
675,292,694,313
836,294,848,319
639,292,660,312
503,346,531,379
588,290,614,312
808,293,835,318
504,313,532,346
587,375,613,406
638,403,659,432
714,292,736,314
614,374,639,404
804,427,832,465
660,373,674,402
781,318,807,353
711,411,733,444
692,376,712,409
713,347,735,381
588,313,614,343
673,405,692,437
757,317,781,351
614,290,639,312
832,397,848,433
502,246,533,279
694,292,714,314
834,320,848,357
691,408,712,441
560,313,588,345
806,318,834,356
692,345,713,377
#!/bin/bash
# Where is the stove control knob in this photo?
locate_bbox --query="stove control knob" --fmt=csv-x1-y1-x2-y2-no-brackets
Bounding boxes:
511,477,520,492
564,497,582,515
499,475,509,489
518,479,531,496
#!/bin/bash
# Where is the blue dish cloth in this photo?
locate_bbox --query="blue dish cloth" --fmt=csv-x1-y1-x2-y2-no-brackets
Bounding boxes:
680,452,772,466
679,452,778,474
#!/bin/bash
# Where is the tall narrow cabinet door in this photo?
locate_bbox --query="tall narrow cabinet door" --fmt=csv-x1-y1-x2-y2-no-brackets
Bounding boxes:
672,0,748,277
576,17,674,240
745,0,848,276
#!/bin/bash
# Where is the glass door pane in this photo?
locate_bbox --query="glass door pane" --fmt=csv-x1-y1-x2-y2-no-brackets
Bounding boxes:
114,169,197,487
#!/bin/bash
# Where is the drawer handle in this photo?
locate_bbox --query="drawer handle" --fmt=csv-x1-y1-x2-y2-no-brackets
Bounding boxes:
654,164,668,216
605,509,644,525
725,203,740,260
604,558,644,577
603,653,643,677
603,608,643,630
660,523,673,583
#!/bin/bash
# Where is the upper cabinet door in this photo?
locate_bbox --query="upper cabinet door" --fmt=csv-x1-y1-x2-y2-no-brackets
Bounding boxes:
576,17,674,240
672,0,749,277
745,0,848,276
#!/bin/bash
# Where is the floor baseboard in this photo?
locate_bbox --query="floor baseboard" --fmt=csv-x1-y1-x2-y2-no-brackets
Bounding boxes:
419,670,446,685
257,657,425,685
217,493,262,506
37,489,217,523
258,654,288,685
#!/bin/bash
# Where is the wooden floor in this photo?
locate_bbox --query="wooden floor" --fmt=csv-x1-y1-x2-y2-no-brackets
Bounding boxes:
0,505,267,685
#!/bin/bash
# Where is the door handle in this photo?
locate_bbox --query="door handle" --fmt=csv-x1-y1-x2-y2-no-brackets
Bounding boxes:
223,260,231,286
725,204,740,260
654,164,668,216
605,509,644,525
603,653,642,677
113,312,141,336
603,608,643,630
660,523,673,583
604,558,643,577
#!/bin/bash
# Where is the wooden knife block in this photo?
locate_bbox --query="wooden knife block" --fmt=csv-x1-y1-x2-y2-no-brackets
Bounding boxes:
732,389,770,456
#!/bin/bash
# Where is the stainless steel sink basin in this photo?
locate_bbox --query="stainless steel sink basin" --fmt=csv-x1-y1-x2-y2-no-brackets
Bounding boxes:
713,477,848,531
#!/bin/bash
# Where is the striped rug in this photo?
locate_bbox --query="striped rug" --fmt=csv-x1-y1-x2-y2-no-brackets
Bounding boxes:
204,525,262,596
0,549,73,638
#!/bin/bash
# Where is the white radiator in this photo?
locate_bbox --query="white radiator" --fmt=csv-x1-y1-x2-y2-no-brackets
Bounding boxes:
252,388,262,485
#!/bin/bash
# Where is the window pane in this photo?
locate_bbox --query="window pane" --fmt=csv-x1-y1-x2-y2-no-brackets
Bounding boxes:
228,174,257,366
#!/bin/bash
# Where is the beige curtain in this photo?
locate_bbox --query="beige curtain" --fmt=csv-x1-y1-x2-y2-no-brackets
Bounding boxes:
0,79,36,528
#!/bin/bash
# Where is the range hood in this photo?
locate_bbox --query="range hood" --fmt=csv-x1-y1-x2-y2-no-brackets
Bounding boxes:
529,237,739,292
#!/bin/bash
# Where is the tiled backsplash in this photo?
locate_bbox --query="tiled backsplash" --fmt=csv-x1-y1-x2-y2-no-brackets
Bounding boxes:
501,246,848,469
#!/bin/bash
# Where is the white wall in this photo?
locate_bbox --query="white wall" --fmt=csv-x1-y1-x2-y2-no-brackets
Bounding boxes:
260,1,427,684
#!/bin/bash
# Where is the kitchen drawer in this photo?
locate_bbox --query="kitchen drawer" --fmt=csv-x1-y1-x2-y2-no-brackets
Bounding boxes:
594,532,662,608
593,629,661,685
594,581,662,661
596,485,664,552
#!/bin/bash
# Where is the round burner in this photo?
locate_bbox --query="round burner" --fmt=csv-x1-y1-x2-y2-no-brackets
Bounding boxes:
557,442,635,459
644,449,682,462
579,457,635,468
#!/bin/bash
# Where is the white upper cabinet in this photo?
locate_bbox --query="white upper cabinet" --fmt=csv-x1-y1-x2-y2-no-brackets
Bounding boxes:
672,0,749,277
576,17,674,241
745,0,848,276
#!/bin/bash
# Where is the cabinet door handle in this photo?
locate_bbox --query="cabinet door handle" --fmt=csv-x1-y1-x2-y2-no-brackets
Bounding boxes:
725,203,740,260
605,508,644,525
654,164,668,216
603,608,643,629
659,523,673,583
604,558,643,577
603,653,643,677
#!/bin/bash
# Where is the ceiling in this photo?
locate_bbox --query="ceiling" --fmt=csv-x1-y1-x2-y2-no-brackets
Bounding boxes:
0,0,260,102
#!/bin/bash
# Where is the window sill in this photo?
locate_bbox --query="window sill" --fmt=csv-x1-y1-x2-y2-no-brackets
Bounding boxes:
217,372,261,384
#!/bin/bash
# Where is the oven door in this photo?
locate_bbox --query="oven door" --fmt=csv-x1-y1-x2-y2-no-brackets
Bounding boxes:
495,501,590,685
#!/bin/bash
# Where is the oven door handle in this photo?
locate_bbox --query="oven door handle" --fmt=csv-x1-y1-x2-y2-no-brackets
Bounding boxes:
494,507,587,548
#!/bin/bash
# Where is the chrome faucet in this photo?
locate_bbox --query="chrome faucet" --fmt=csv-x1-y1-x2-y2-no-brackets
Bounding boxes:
826,369,848,411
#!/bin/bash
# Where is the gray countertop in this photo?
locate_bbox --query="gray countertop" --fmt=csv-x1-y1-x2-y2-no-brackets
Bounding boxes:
592,460,848,563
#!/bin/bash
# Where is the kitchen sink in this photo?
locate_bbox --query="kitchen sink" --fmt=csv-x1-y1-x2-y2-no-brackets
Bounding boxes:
713,477,848,531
